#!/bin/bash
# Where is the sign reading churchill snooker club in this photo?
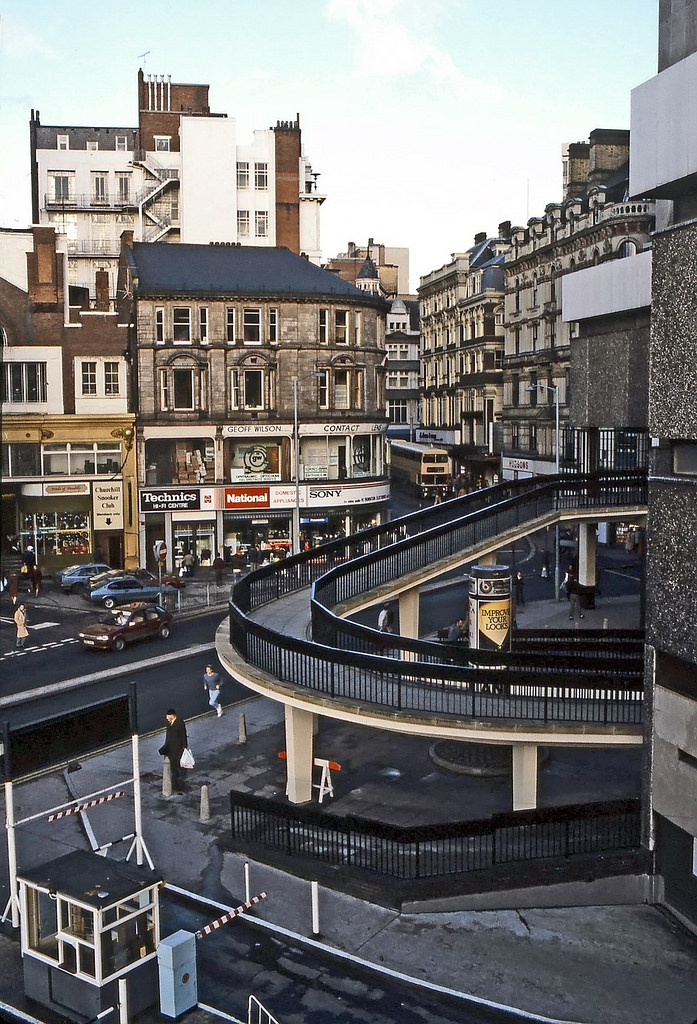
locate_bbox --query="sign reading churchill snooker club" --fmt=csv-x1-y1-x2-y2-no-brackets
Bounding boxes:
139,487,201,512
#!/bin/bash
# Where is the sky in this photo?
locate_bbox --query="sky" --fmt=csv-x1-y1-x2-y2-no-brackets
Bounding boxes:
0,0,659,292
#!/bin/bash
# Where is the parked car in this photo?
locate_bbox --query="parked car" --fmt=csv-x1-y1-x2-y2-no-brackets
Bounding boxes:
56,563,111,592
86,576,178,608
78,603,173,651
86,567,186,592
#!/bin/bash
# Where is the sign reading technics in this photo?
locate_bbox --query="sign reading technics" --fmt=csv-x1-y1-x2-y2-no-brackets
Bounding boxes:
139,488,201,512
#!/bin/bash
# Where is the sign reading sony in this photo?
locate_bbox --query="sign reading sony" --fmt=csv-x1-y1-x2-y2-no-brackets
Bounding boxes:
140,488,201,512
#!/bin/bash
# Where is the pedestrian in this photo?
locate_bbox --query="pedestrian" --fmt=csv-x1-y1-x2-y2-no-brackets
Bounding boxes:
182,551,195,577
21,545,36,572
212,551,225,586
446,618,466,642
8,572,20,605
203,663,224,717
378,603,394,633
231,548,245,577
158,709,188,793
30,565,43,597
514,570,525,606
568,579,584,622
14,603,29,648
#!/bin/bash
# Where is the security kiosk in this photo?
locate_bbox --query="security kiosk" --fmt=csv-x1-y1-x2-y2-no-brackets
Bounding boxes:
18,850,162,1022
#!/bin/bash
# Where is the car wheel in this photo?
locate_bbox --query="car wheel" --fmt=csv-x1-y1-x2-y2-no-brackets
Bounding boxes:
159,624,171,639
112,636,125,652
103,597,115,609
70,582,82,593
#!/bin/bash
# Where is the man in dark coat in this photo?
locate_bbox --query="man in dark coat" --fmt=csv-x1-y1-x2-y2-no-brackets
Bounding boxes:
158,708,188,793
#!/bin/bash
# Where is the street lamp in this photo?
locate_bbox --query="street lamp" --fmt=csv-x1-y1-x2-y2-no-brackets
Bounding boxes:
527,382,561,600
292,372,322,556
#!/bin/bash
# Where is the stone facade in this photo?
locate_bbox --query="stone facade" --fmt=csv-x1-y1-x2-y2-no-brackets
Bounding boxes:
502,137,654,478
118,240,389,568
418,231,509,485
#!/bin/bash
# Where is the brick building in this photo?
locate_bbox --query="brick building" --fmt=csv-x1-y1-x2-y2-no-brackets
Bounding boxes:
30,70,324,304
1,226,138,571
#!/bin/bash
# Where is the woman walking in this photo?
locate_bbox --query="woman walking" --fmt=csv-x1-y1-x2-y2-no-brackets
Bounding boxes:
14,603,29,648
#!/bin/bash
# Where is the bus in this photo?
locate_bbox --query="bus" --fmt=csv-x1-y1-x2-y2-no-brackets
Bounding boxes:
390,440,452,498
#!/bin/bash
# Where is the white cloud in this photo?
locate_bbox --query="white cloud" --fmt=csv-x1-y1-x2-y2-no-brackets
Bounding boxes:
325,0,499,99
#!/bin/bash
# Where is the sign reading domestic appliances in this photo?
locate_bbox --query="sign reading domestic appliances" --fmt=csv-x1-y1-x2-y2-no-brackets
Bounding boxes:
224,486,271,509
140,488,201,512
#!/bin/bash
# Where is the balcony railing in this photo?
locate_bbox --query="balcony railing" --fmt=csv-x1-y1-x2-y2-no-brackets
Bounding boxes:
44,193,135,209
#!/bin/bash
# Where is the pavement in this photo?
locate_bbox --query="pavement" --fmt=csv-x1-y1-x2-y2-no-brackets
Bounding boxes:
2,555,697,1024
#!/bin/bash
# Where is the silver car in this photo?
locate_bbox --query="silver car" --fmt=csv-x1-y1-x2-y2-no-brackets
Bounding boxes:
57,562,112,592
87,576,178,609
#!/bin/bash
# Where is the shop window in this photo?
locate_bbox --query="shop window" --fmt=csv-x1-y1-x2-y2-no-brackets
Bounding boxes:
2,442,41,477
3,362,48,403
173,307,191,344
22,511,91,558
243,308,261,344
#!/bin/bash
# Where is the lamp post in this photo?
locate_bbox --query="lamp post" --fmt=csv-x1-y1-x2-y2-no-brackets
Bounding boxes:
527,382,561,600
292,372,322,556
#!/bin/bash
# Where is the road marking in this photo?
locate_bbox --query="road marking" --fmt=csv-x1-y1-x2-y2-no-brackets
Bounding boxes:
0,641,216,707
1,617,60,629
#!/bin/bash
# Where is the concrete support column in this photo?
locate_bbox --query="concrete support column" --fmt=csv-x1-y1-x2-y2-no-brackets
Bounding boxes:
478,551,497,565
578,522,597,588
511,743,538,810
398,587,419,660
284,704,314,804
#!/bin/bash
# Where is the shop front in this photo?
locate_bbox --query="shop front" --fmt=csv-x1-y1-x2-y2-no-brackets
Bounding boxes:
138,480,390,572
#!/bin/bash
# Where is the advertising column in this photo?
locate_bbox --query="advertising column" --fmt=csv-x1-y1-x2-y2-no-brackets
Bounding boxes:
468,565,512,651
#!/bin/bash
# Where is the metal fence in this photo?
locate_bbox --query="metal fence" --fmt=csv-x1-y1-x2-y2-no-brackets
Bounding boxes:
230,792,642,881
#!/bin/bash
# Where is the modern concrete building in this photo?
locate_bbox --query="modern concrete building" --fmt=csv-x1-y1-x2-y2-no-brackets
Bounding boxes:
628,0,697,932
0,226,138,571
30,70,324,303
116,238,389,569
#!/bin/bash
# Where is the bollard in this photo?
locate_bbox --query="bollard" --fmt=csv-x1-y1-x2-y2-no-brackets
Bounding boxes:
244,861,251,904
311,880,320,937
238,712,247,744
603,617,608,630
162,758,172,798
206,583,210,606
200,784,211,822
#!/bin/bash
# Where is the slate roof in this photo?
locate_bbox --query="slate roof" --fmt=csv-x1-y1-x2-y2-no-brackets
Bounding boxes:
127,243,388,307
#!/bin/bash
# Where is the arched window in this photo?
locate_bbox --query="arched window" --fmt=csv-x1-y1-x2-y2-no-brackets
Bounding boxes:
619,239,637,258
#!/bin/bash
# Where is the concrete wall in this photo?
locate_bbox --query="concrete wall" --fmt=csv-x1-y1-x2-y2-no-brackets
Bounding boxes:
180,117,238,244
659,0,697,70
629,49,697,199
562,250,652,322
570,313,650,429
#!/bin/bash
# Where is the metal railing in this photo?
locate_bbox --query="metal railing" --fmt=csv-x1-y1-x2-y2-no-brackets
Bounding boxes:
227,473,646,723
230,792,642,882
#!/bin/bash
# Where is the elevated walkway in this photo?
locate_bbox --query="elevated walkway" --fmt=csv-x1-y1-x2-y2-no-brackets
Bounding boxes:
216,473,648,810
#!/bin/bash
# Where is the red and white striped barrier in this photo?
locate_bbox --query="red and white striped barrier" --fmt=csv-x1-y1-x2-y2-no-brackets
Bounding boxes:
47,791,125,821
195,892,267,938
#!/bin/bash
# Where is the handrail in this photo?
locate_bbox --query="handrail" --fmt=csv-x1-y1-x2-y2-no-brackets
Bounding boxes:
226,472,647,725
